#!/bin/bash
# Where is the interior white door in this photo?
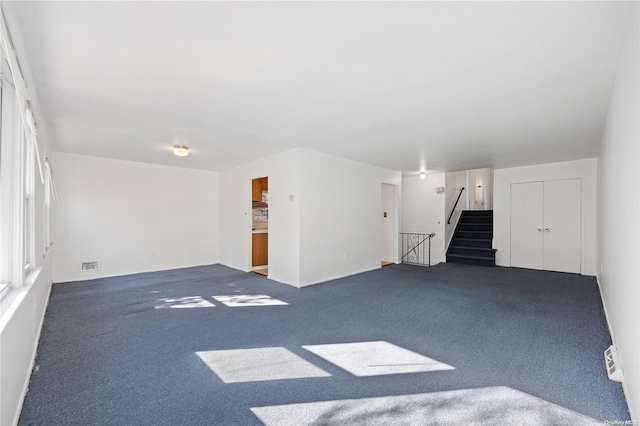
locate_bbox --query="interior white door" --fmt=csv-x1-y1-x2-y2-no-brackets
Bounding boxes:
543,179,581,273
381,184,395,263
510,182,544,270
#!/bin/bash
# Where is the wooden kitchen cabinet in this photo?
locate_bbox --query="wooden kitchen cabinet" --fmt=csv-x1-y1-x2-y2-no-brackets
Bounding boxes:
252,180,262,202
252,177,268,202
252,233,268,266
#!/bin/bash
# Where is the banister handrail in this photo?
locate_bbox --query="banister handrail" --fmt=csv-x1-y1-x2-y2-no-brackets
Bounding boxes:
447,187,465,224
400,233,435,261
400,232,436,267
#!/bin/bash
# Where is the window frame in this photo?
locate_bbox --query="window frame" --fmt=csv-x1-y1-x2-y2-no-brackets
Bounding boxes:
23,129,33,271
44,160,53,254
0,57,37,297
0,73,9,295
0,63,21,295
1,7,44,299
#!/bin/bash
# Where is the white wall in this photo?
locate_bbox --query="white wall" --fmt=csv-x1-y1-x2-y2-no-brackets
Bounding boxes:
445,170,467,248
493,158,598,276
0,4,54,425
597,5,639,420
220,149,302,287
0,260,51,426
298,150,401,286
401,173,446,265
52,153,219,282
220,149,401,288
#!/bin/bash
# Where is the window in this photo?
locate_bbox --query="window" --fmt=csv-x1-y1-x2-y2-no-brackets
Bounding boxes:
0,58,19,294
44,159,53,253
23,127,33,270
0,60,41,296
0,72,8,295
1,8,43,298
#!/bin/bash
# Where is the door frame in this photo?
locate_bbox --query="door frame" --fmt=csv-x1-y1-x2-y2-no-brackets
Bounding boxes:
508,178,583,273
250,176,269,273
381,183,399,264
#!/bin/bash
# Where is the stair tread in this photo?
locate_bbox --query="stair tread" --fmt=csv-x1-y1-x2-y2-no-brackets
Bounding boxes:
447,254,495,260
450,211,495,266
449,246,496,252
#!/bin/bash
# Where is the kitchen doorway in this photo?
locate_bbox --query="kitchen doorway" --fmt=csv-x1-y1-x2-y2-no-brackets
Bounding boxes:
251,177,268,275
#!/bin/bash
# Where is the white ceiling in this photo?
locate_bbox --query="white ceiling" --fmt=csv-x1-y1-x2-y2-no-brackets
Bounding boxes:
8,1,634,174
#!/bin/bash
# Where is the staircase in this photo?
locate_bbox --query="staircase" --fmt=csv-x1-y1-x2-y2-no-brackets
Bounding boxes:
446,210,496,267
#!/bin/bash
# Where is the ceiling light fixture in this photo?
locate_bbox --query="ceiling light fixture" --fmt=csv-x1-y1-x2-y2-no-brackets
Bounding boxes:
173,144,189,157
420,171,426,180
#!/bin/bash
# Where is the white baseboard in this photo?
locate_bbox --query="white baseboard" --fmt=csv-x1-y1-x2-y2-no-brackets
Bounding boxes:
595,274,635,422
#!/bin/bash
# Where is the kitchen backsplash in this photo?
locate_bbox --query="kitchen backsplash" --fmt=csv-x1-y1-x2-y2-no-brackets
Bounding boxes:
253,207,268,222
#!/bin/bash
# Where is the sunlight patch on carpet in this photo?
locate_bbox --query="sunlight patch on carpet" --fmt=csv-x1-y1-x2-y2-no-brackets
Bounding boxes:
154,296,215,309
212,294,288,307
251,386,601,425
196,347,330,383
303,341,454,376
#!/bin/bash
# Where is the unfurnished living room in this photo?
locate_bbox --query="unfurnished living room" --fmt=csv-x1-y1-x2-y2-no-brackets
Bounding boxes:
0,2,638,425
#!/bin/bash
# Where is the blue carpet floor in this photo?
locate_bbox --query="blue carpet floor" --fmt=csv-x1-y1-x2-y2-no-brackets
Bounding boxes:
18,263,629,425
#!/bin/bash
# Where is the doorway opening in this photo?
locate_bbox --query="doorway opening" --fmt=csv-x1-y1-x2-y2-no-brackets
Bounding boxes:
466,168,493,211
251,177,268,275
381,183,397,266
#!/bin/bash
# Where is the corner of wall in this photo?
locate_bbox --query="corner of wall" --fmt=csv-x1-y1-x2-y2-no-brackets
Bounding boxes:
595,3,640,420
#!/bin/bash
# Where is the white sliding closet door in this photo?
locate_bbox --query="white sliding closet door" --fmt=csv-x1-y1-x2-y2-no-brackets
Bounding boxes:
543,179,581,274
510,182,544,270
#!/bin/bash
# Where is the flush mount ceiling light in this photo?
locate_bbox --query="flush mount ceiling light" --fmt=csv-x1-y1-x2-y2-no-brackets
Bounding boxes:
420,171,426,180
173,144,189,157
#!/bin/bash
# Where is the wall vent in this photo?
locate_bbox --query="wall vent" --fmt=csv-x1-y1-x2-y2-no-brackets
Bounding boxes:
81,261,100,271
604,345,623,382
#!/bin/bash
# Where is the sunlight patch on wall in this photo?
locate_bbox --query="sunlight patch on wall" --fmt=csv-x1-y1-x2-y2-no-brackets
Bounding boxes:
154,296,215,309
212,294,288,307
196,347,330,383
303,341,454,377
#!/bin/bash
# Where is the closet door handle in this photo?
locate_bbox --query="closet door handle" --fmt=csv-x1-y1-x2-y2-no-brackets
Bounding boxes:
536,228,542,232
544,228,550,232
